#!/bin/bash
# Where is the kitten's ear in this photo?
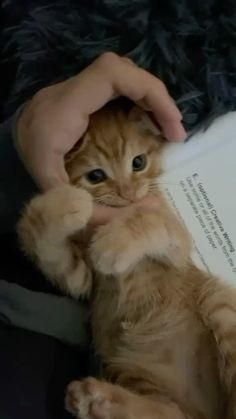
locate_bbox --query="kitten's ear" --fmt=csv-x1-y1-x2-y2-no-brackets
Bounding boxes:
77,132,90,152
128,106,162,137
65,133,90,164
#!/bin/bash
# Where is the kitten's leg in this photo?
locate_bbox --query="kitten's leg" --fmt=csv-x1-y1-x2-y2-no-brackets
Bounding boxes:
18,185,93,298
198,277,236,418
65,377,189,419
90,206,190,275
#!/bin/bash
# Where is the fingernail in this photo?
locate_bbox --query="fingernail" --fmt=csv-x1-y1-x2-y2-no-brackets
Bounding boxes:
163,122,187,142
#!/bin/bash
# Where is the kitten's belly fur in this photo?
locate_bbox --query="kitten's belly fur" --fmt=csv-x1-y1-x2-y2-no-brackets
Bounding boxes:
92,262,224,419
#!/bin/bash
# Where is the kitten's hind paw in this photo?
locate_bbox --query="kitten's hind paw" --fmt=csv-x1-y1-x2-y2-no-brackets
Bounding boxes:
65,377,127,419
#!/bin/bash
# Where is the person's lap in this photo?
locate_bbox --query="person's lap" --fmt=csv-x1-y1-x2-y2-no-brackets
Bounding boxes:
0,234,89,419
0,321,88,419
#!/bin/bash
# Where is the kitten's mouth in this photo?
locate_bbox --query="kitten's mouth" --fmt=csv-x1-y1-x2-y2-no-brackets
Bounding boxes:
95,194,160,209
95,201,131,208
96,197,144,208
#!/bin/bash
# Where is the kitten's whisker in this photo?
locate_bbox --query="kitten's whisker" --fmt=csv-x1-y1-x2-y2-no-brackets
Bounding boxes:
149,181,180,187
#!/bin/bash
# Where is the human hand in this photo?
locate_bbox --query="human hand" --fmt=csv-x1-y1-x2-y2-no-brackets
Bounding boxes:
89,195,161,226
16,53,186,225
16,52,186,191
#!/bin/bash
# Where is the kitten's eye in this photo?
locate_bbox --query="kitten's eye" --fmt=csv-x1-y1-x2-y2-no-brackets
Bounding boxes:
132,154,147,172
86,169,107,184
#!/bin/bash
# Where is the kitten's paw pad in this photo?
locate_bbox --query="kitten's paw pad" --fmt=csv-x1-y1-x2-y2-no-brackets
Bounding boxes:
90,226,140,275
65,381,82,416
65,378,119,419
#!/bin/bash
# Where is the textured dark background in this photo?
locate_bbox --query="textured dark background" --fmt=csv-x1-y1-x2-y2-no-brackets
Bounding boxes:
1,0,236,132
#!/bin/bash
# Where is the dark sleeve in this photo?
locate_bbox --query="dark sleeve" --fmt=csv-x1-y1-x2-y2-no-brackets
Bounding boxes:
0,112,38,234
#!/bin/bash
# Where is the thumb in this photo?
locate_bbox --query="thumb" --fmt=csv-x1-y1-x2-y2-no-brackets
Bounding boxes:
89,204,122,226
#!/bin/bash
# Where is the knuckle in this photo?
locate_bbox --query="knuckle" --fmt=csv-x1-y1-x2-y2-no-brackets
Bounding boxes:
96,51,120,68
33,86,50,103
122,56,136,66
156,78,167,92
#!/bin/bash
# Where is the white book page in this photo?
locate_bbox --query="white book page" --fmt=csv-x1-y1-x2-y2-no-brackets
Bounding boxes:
159,112,236,282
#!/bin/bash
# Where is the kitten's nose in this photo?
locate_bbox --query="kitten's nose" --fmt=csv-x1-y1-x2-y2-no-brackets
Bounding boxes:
119,186,137,203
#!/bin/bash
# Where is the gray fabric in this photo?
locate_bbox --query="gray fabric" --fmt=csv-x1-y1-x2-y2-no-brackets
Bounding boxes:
0,280,89,347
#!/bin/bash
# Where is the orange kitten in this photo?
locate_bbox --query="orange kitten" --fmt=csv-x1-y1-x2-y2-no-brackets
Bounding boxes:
18,102,236,419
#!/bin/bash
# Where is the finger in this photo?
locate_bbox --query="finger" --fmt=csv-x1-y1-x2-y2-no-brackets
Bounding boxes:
61,52,185,149
109,59,187,141
160,119,187,142
134,195,161,211
64,58,116,116
89,204,122,226
30,153,69,190
66,52,185,142
121,56,136,66
135,98,186,141
89,195,161,227
138,84,187,142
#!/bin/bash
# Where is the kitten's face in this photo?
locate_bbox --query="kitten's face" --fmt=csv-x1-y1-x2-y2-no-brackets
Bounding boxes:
65,104,164,207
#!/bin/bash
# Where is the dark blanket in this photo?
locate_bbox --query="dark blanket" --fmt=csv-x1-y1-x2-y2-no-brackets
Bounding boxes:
1,0,236,131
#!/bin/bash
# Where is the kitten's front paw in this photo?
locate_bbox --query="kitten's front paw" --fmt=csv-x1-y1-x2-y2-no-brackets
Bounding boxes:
89,223,142,275
33,184,93,232
18,185,93,253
